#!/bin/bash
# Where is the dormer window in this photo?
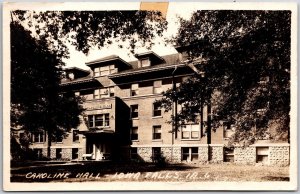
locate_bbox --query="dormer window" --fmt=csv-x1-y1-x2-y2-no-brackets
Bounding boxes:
68,73,75,80
140,58,150,67
94,65,115,77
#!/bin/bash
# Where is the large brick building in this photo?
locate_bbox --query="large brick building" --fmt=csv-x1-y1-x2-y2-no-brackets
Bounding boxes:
26,49,289,166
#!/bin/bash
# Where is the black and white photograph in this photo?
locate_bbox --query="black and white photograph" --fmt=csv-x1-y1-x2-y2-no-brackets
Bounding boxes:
2,2,297,191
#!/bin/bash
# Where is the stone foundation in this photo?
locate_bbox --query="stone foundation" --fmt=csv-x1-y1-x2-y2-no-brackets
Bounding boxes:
198,146,209,162
78,148,84,160
234,147,256,165
161,147,181,163
209,145,223,163
36,144,290,166
42,148,47,158
269,146,290,166
62,148,72,160
137,147,152,162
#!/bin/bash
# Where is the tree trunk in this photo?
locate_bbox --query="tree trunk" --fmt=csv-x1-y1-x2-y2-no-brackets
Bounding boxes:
47,130,52,159
207,101,211,145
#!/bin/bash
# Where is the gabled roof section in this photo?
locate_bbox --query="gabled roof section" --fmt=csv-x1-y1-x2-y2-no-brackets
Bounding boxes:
134,51,165,65
63,66,90,74
85,55,132,68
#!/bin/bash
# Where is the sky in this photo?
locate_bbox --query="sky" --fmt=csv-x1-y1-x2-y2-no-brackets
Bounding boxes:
61,2,197,70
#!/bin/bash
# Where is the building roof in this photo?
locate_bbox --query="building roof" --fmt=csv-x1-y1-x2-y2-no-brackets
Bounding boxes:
60,75,96,86
63,66,90,74
85,55,132,68
134,51,165,64
109,53,182,78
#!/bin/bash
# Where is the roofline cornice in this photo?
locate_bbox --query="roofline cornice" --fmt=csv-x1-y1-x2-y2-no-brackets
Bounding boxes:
108,63,187,78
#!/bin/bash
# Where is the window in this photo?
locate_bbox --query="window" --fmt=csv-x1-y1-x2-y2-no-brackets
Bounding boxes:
68,73,75,80
88,114,110,128
100,88,109,98
72,148,79,159
34,149,43,159
94,87,115,99
153,125,162,140
224,147,234,162
152,147,161,161
256,147,269,164
191,147,199,161
153,80,162,94
130,105,138,119
88,115,94,128
73,130,79,142
100,66,109,76
182,147,198,162
109,87,115,97
131,127,138,140
56,148,62,159
94,89,100,99
181,124,199,139
110,65,116,74
141,58,150,67
153,103,162,117
94,67,100,77
32,132,44,143
131,83,139,96
94,65,115,77
130,147,138,160
56,134,63,143
223,122,235,139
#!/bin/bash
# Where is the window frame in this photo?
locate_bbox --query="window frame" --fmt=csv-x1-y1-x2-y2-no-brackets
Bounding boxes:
181,147,199,162
153,80,162,94
181,124,200,140
140,58,150,67
131,83,139,96
130,105,139,119
130,147,138,160
131,126,138,141
32,132,44,143
153,103,162,117
152,125,162,140
73,130,80,142
56,148,62,159
72,148,79,160
88,114,110,128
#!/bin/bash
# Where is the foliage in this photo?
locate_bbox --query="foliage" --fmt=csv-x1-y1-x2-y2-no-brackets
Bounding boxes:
10,22,85,157
12,10,167,56
151,152,167,167
157,10,291,144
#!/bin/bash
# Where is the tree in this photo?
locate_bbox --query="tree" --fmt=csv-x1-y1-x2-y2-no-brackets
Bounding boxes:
10,10,167,159
11,22,85,159
12,10,167,56
156,10,291,145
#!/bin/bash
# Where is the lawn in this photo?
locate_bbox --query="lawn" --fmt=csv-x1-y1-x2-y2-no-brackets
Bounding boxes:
10,161,289,182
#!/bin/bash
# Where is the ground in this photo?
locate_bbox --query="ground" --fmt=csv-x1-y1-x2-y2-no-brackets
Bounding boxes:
10,161,289,182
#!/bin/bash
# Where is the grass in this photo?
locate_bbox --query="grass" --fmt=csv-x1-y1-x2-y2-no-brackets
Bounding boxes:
10,161,289,182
